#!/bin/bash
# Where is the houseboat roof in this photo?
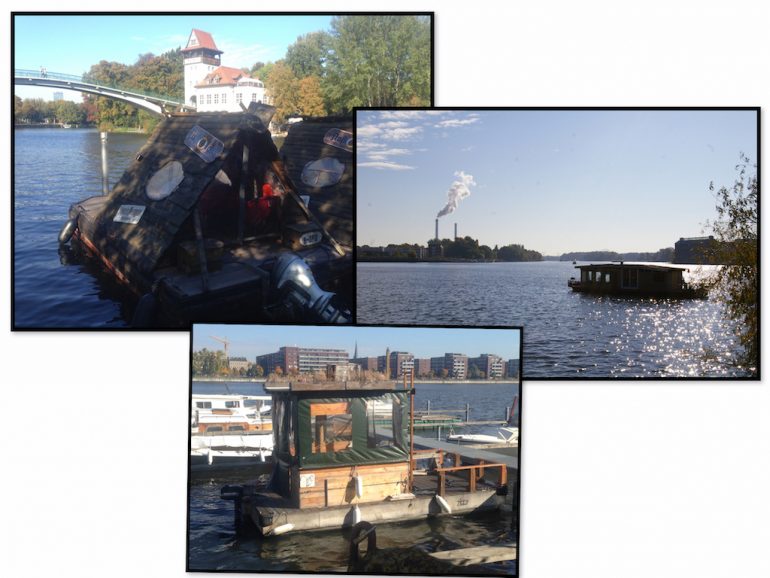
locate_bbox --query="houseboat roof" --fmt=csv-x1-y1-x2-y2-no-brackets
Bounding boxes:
575,262,690,272
264,380,398,393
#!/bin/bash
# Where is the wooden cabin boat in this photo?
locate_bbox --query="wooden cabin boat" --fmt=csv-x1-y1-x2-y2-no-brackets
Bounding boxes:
191,394,274,471
568,262,706,298
221,375,508,536
59,104,352,327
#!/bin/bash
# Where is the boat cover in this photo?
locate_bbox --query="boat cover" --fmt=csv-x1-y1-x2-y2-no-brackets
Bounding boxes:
80,112,277,282
279,117,353,247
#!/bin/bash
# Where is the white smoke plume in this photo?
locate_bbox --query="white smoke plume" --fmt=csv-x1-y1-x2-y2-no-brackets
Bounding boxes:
437,171,476,218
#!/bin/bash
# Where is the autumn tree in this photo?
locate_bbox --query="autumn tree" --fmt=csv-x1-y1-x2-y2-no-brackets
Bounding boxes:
264,61,299,124
704,154,758,374
297,76,326,116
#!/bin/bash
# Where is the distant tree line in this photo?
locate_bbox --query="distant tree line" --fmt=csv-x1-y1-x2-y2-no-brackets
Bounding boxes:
555,248,674,262
14,95,91,126
358,236,543,262
192,348,264,378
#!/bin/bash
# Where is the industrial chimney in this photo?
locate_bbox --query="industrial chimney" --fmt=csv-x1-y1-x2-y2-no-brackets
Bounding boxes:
435,218,439,241
454,223,458,240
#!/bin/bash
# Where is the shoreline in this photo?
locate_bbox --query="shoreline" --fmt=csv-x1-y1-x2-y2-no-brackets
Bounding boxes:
192,377,520,385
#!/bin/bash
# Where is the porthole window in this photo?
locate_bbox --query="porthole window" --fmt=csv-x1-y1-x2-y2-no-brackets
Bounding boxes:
301,157,345,188
146,160,184,201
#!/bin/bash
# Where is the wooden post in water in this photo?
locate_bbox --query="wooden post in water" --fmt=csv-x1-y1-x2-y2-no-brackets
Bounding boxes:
465,403,470,423
409,368,415,493
100,131,109,195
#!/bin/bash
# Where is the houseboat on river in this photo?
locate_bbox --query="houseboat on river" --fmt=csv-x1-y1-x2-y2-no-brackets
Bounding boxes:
191,394,273,471
221,374,508,536
568,262,706,298
59,104,352,327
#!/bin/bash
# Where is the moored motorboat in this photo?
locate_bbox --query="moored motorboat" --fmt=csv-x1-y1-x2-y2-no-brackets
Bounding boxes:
447,426,519,445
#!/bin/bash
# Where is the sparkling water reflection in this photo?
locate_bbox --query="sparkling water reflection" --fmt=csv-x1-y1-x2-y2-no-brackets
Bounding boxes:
357,262,746,378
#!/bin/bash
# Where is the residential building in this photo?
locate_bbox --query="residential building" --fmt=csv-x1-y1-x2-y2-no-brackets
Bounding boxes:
469,354,504,379
228,356,249,372
256,346,349,376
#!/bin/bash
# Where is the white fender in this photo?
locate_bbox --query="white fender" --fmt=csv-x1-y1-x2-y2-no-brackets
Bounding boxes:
352,505,362,524
207,450,213,465
354,475,364,498
268,523,294,536
435,494,452,514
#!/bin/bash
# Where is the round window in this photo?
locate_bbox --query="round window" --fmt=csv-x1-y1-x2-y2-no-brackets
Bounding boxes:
146,160,185,200
301,157,345,188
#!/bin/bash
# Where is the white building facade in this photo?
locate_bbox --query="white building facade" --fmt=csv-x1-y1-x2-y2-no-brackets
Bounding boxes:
182,29,267,113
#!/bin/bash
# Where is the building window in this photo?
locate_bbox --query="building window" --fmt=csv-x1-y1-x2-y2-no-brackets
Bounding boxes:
252,93,257,102
221,93,227,104
206,94,211,105
236,92,243,104
213,94,219,105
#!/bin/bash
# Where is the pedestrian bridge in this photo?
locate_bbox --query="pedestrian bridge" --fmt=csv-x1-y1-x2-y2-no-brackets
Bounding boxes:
14,69,191,116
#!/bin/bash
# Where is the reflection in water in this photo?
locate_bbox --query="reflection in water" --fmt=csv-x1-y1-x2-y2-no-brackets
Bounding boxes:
358,262,747,377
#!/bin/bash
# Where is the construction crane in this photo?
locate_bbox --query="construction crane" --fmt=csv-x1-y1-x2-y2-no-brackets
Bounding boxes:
210,335,230,358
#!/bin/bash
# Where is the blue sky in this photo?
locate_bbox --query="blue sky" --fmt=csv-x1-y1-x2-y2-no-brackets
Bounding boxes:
357,109,758,255
13,14,333,101
192,324,521,361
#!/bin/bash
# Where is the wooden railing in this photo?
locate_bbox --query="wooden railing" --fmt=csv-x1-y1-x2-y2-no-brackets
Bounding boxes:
434,462,507,496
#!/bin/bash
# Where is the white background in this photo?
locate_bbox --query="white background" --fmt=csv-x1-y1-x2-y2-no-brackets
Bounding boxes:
2,1,768,577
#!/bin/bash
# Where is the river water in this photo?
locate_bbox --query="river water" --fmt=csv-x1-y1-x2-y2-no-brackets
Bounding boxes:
188,380,519,573
14,128,148,328
357,261,747,378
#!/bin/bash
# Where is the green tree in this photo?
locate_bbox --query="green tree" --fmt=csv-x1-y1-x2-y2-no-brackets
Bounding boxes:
14,95,23,122
286,31,331,78
322,15,431,112
255,364,264,378
704,155,758,373
54,100,86,125
297,75,326,116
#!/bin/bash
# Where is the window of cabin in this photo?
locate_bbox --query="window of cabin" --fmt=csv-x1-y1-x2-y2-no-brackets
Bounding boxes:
228,425,244,432
588,271,594,282
604,272,611,283
206,426,223,433
366,399,395,448
310,402,353,453
225,401,240,408
196,401,212,409
622,268,639,288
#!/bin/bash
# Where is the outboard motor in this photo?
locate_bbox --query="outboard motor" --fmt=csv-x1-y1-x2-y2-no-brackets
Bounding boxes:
271,253,351,323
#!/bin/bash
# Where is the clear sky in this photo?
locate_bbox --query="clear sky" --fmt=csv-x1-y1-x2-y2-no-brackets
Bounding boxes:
13,14,333,101
356,109,758,255
192,324,521,361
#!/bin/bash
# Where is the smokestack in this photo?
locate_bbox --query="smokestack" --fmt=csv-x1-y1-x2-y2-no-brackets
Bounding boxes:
435,218,439,241
454,223,458,240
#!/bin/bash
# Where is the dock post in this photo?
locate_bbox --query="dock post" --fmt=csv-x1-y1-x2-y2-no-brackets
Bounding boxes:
465,403,470,423
437,425,441,440
427,400,431,414
505,406,510,422
100,131,109,195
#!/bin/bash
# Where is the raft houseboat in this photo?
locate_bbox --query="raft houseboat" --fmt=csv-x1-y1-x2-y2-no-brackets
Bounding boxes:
568,262,705,298
58,103,352,327
190,394,274,471
221,372,509,536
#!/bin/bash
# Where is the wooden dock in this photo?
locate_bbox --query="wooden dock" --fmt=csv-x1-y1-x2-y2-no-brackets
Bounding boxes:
413,433,519,470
